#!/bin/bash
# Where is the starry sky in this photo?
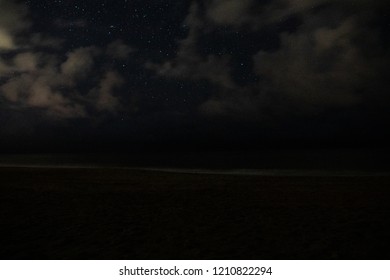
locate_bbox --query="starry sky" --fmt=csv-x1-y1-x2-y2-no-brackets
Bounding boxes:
0,0,389,153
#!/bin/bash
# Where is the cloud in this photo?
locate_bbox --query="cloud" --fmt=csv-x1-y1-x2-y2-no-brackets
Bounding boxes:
29,33,64,49
94,71,125,112
27,79,86,118
146,3,235,89
1,47,131,118
0,0,30,50
0,1,63,51
0,0,135,121
199,88,262,119
254,15,389,110
1,64,87,118
1,0,388,129
1,42,132,119
13,52,39,72
146,0,389,121
106,40,135,60
0,28,14,49
205,0,389,30
206,0,254,27
0,56,11,75
61,47,99,79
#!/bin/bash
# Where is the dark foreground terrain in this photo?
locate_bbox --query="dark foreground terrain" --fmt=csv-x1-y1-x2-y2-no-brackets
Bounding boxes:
1,167,389,259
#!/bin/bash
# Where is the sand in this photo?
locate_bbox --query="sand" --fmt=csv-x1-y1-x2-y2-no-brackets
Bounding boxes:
0,167,389,259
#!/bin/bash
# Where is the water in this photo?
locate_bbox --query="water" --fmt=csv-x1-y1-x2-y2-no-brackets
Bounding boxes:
0,149,389,176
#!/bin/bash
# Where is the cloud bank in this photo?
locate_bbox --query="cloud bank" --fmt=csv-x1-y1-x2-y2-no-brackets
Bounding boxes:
148,0,389,120
0,0,133,120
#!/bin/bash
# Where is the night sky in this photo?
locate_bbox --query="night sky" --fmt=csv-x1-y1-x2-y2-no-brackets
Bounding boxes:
0,0,389,153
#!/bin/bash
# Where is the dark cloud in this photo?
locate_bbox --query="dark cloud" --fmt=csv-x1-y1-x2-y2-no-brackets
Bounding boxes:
148,0,389,122
254,16,388,110
0,0,389,150
205,0,255,27
205,0,389,29
146,3,235,89
106,40,135,60
0,0,30,50
61,47,100,79
93,71,125,112
0,0,30,51
0,0,135,120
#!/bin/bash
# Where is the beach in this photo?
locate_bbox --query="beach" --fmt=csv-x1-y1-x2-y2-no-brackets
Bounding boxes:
1,166,389,259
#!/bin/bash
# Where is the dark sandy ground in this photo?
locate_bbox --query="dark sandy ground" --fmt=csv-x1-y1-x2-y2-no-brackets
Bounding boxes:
0,167,389,259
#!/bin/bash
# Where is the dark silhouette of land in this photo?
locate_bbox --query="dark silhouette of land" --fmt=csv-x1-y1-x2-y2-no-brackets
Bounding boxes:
1,167,389,259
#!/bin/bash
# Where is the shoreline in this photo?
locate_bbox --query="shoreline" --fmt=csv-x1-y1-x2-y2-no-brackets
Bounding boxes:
0,164,388,177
